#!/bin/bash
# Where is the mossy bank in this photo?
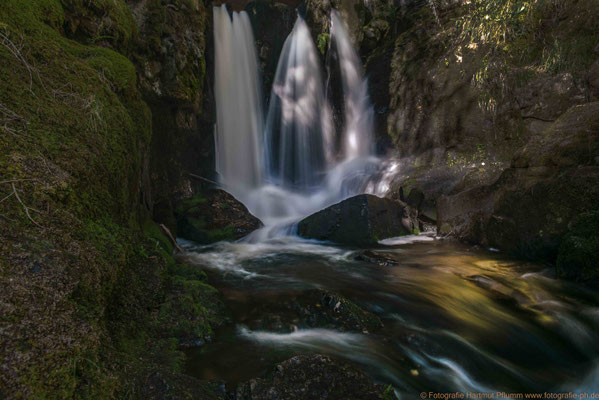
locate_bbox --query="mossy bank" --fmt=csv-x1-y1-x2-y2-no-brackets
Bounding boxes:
0,0,224,398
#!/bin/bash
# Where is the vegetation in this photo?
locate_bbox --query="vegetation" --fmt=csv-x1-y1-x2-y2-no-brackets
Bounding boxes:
452,0,599,107
0,0,220,397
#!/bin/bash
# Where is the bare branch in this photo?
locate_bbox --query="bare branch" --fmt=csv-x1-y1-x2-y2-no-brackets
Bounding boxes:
11,183,41,227
0,191,14,205
159,224,184,253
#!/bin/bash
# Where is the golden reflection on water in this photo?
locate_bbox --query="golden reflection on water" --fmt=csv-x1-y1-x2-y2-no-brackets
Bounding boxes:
382,243,565,333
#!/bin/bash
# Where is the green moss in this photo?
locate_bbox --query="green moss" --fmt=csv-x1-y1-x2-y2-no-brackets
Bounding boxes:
0,0,221,397
154,276,224,343
144,219,174,255
60,0,138,52
176,194,208,214
317,33,330,55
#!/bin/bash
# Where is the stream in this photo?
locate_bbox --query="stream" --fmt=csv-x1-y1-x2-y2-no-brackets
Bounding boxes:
200,5,599,397
180,234,599,396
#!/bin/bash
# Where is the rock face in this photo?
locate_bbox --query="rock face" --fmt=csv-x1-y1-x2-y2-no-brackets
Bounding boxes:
234,354,386,400
437,102,599,262
175,189,263,244
557,211,599,284
298,194,418,246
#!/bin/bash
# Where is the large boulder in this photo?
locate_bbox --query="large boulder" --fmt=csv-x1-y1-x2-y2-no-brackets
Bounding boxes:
233,354,387,400
175,189,263,244
298,194,418,246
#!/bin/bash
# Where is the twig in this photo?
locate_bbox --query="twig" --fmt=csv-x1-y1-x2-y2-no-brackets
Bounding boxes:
0,178,38,185
37,149,52,174
0,191,14,205
188,173,219,186
0,30,35,93
159,223,184,253
11,183,41,227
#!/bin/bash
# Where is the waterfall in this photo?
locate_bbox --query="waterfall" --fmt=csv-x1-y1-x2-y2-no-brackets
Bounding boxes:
330,10,375,160
212,6,382,237
213,5,264,199
264,17,334,190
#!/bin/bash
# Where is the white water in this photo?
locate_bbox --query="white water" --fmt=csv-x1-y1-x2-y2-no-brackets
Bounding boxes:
330,10,375,159
213,6,385,237
213,5,264,199
264,17,334,190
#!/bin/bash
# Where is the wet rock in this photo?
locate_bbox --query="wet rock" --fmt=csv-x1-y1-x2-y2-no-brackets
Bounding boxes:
175,189,263,244
355,250,400,267
243,289,384,334
233,354,386,400
557,210,599,283
298,194,418,246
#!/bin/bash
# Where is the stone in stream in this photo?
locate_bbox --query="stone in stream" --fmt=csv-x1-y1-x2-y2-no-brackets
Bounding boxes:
175,189,263,244
243,289,384,334
355,250,400,267
233,354,387,400
297,194,418,246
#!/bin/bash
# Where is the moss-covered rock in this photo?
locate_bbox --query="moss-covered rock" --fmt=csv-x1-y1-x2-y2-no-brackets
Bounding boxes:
557,211,599,283
175,189,263,244
0,0,223,397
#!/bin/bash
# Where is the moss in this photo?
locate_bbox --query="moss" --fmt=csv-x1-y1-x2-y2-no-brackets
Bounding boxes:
317,33,330,55
61,0,138,53
0,0,220,397
557,210,599,283
143,219,174,255
154,276,224,343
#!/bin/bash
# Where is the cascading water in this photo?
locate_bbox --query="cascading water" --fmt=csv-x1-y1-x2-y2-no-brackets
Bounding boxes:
213,5,264,200
264,17,334,190
213,6,384,237
330,10,375,159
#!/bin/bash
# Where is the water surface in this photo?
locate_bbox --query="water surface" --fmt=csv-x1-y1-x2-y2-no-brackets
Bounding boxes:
179,235,599,396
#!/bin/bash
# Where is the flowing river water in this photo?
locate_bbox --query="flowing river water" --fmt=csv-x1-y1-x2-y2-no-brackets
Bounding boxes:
201,6,599,397
179,234,599,396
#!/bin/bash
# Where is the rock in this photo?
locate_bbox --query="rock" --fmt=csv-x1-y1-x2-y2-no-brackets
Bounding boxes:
400,186,425,211
234,354,387,400
437,102,599,262
241,289,384,333
298,194,418,246
175,189,263,244
355,250,400,267
557,210,599,283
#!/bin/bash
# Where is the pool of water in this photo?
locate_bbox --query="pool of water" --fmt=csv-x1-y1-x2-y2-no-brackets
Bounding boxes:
178,234,599,396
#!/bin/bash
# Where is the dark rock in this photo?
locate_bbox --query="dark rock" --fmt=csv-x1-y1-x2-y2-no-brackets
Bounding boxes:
355,250,400,267
557,210,599,283
234,354,387,400
175,189,263,244
137,369,224,400
298,194,418,246
437,102,599,263
242,289,384,334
